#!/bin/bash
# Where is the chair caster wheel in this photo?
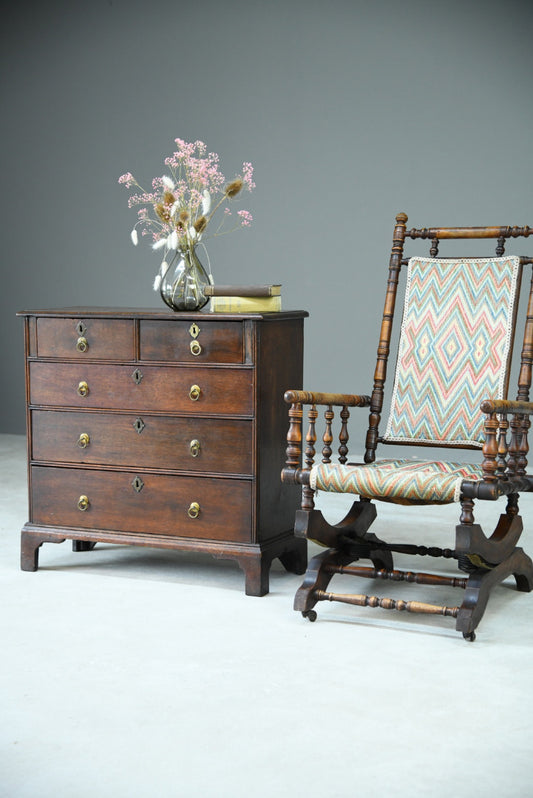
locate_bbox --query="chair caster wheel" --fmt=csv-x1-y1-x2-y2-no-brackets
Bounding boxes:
463,631,476,642
302,610,317,622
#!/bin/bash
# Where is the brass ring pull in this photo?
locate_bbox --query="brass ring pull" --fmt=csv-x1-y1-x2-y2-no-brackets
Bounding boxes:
189,439,201,457
188,384,201,401
77,381,89,397
190,340,202,356
77,495,90,512
76,336,89,353
187,502,200,519
77,433,90,449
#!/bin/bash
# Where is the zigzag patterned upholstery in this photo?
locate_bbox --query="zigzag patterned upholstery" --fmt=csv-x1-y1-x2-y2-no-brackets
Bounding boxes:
384,256,520,446
310,459,484,505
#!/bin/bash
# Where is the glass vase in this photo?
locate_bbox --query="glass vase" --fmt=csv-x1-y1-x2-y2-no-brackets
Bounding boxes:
159,247,210,311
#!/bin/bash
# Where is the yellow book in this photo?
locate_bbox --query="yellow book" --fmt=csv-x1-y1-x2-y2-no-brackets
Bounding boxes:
209,295,282,312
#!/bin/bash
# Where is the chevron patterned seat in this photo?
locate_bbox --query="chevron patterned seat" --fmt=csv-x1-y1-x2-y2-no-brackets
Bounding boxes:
282,212,533,641
310,459,484,505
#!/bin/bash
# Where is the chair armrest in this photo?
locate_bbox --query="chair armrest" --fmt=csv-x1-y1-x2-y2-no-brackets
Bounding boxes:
282,391,370,509
284,390,371,408
481,399,533,415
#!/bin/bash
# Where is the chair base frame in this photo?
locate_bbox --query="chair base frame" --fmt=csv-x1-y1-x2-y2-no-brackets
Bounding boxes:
293,502,533,640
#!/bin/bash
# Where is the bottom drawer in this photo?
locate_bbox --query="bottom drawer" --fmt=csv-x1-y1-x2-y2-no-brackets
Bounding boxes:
30,466,252,543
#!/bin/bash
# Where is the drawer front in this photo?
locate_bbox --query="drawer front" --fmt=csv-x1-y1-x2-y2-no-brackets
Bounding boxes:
31,466,252,543
36,317,134,360
29,362,254,415
140,320,244,363
31,410,253,474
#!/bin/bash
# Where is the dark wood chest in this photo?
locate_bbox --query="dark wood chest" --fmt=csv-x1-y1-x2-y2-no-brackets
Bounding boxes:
18,308,307,594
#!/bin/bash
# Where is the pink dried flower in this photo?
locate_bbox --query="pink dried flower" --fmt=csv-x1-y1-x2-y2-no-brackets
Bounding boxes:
118,139,255,273
242,163,255,191
118,172,135,187
237,210,253,226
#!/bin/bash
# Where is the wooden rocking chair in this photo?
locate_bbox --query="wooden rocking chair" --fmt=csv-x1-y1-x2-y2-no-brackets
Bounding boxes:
282,213,533,640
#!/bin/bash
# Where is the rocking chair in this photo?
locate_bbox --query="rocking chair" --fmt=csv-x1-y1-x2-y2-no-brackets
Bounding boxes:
282,212,533,640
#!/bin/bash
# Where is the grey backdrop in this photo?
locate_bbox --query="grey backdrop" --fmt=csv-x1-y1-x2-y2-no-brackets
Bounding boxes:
2,0,532,444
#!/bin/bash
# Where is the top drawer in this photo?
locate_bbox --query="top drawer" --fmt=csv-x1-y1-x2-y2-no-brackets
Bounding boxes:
139,320,244,363
36,317,134,360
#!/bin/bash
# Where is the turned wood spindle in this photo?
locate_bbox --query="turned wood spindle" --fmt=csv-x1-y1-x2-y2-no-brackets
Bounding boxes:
481,412,499,481
496,235,506,256
508,414,522,477
460,496,475,525
517,267,533,403
302,404,318,510
334,564,468,589
305,404,318,470
365,211,407,463
518,414,530,476
315,589,459,618
506,492,519,518
285,402,303,475
496,414,509,476
338,405,350,464
322,406,334,463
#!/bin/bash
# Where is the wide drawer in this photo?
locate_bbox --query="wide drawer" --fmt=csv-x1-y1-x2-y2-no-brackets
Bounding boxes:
30,466,252,543
139,319,244,363
31,410,253,474
36,317,135,360
29,362,254,415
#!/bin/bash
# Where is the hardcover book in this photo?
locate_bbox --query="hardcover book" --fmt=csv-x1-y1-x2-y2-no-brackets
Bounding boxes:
209,295,282,312
205,284,281,297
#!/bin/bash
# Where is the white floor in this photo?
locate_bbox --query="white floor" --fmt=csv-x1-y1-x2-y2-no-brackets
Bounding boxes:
1,433,532,798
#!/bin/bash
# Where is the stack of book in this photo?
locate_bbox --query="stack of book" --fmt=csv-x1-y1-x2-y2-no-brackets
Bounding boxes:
205,284,282,312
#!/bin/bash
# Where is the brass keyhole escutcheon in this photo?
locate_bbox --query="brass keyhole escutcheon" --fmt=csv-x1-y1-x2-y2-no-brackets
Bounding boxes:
189,322,200,339
190,340,202,356
189,439,201,457
77,495,90,512
187,502,200,519
76,321,87,336
76,336,89,353
132,476,144,493
189,384,201,401
132,369,143,385
77,381,89,397
133,417,145,434
77,433,90,449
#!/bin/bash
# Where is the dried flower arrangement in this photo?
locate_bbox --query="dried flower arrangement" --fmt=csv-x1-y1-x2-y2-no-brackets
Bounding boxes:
118,138,255,292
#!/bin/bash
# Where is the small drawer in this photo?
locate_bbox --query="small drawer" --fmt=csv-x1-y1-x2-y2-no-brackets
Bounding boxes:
36,317,134,360
30,466,252,543
31,410,254,475
140,319,244,363
29,362,254,415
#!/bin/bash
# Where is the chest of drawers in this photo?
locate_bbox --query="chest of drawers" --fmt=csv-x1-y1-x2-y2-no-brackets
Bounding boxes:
18,307,308,595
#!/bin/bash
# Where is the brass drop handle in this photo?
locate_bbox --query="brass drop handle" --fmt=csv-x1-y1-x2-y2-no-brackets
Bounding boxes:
189,384,201,401
189,439,201,457
190,340,202,356
77,381,89,397
76,336,89,353
77,433,90,449
187,502,200,519
77,495,90,512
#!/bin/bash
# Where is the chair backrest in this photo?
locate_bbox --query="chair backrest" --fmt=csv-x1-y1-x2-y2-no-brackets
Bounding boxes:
364,213,533,463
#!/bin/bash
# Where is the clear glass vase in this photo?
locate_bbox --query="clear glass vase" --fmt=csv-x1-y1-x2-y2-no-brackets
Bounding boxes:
159,247,210,311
